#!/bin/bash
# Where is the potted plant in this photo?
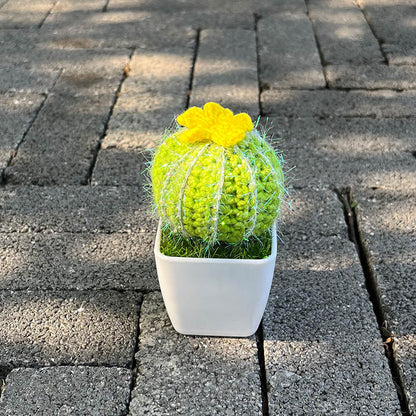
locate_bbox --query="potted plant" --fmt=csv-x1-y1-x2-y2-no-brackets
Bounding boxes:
150,102,286,337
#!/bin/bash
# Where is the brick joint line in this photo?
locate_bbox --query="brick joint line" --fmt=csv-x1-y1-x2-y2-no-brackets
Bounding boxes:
38,0,59,29
254,13,264,117
355,0,389,65
185,29,201,110
304,0,329,88
255,321,270,416
1,69,62,186
85,48,135,186
124,296,145,414
333,186,412,416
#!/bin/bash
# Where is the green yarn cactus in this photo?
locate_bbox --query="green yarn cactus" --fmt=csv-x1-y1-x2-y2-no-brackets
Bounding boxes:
151,102,285,245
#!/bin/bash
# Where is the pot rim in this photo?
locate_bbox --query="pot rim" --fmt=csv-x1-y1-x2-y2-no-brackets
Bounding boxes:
154,220,277,265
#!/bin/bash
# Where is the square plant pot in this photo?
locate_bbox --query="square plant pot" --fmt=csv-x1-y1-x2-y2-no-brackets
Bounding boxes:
154,222,277,337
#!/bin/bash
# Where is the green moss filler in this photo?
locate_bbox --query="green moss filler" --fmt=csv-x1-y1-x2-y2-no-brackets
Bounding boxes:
151,128,285,246
160,226,273,259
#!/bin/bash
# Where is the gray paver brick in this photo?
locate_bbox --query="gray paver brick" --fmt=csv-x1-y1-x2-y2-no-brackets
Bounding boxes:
265,340,400,415
190,29,259,116
129,292,262,415
264,188,400,414
325,64,416,90
93,47,193,185
0,366,132,416
358,0,416,65
0,232,157,290
0,0,55,29
307,0,383,65
4,50,129,185
51,0,107,12
0,290,141,367
268,188,378,341
262,89,416,118
92,149,149,186
0,92,44,176
40,10,196,50
356,189,416,411
271,117,416,191
258,12,326,89
108,0,307,14
0,185,154,233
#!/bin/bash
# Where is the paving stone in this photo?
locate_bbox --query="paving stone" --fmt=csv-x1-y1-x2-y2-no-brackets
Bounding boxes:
358,0,416,65
356,190,416,336
271,117,416,191
0,92,44,177
0,232,157,290
325,64,416,90
129,292,262,415
4,50,129,185
107,0,307,14
355,189,416,413
40,10,196,50
262,89,416,118
93,46,193,184
265,340,400,415
258,12,326,89
190,29,259,116
51,0,107,12
307,0,383,65
267,188,378,341
0,0,55,28
92,149,150,186
0,290,141,367
264,187,400,414
0,366,132,416
0,185,154,233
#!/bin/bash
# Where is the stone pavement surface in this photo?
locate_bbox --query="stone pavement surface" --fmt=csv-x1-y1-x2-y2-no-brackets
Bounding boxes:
0,0,415,415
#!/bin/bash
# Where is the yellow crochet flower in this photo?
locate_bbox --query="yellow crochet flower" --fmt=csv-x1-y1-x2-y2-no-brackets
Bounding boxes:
176,102,253,147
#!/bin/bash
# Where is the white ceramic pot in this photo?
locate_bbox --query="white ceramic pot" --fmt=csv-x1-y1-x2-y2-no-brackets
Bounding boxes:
154,222,277,337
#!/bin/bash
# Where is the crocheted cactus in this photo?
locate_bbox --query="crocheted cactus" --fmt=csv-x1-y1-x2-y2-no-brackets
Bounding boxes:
151,102,285,244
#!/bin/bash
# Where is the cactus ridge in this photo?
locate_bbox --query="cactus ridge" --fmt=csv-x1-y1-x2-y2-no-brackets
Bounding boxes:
234,145,258,239
177,143,211,237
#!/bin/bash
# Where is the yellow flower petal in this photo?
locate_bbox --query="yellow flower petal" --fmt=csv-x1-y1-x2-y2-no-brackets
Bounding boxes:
233,113,253,132
175,103,253,147
178,127,211,143
176,107,204,129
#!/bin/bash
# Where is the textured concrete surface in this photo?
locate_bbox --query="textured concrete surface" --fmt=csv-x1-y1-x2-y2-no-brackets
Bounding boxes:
0,186,154,233
307,0,383,65
258,12,326,89
262,89,416,118
356,189,416,413
1,0,415,413
325,64,416,89
0,290,141,367
0,366,132,416
0,232,157,290
0,0,55,29
130,292,262,415
93,46,193,185
268,189,377,341
265,340,400,416
271,117,416,191
190,29,259,116
4,50,129,185
358,0,416,65
39,10,196,50
0,92,44,175
264,187,401,414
